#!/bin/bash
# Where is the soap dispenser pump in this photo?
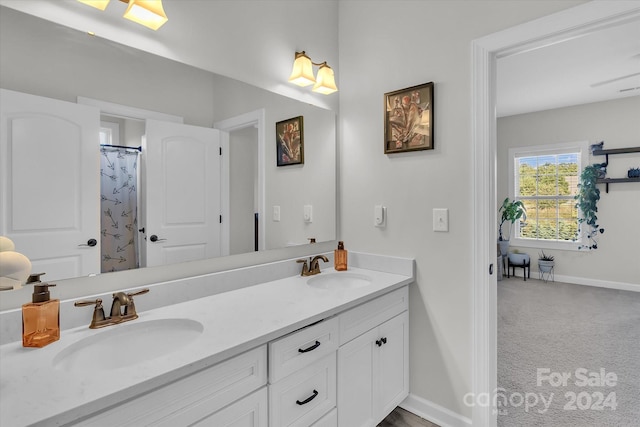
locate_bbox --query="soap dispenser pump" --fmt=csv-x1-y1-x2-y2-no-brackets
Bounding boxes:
334,241,348,271
22,279,60,348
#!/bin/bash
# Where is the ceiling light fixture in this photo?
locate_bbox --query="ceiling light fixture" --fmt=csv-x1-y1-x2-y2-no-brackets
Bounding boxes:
288,51,338,95
77,0,168,31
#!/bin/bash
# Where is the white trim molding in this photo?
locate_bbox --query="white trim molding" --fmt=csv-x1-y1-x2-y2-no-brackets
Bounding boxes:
472,2,640,427
214,109,266,254
401,393,472,427
552,275,640,293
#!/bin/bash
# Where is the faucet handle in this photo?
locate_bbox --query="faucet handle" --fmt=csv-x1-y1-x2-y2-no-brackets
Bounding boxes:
127,288,150,298
74,298,106,329
296,258,310,276
123,288,149,317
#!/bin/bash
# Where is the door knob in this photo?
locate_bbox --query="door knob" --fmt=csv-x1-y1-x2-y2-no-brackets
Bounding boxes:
149,235,166,242
79,238,97,247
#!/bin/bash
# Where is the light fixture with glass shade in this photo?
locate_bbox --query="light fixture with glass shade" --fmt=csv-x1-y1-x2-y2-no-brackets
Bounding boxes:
77,0,111,10
77,0,168,31
288,51,338,95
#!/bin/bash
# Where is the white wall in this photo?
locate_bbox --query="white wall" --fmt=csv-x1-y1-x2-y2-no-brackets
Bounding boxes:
498,97,640,287
338,0,586,419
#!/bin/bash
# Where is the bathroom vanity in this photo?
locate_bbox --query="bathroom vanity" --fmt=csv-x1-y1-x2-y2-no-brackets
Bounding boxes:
0,253,413,426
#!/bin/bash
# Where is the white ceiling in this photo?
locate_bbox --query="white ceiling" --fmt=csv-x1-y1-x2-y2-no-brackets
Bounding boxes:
497,16,640,117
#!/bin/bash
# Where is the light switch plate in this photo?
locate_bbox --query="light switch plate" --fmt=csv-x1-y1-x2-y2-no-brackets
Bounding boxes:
374,205,386,227
433,208,449,232
273,206,280,222
303,205,313,222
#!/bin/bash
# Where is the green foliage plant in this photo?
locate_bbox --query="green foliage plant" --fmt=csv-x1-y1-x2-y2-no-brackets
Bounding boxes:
538,251,554,261
498,197,527,241
574,163,606,250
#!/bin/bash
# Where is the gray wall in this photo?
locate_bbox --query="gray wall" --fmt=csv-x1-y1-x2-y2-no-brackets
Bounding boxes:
337,0,587,418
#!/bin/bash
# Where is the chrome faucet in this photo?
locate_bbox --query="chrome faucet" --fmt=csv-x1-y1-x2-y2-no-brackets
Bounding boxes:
75,288,149,329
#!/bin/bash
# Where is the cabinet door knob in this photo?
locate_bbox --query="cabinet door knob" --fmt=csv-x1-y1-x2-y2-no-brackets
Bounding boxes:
298,341,321,353
296,389,318,405
381,337,387,345
376,339,383,347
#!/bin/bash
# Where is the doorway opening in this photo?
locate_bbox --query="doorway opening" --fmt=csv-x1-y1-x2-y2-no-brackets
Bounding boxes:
471,3,640,426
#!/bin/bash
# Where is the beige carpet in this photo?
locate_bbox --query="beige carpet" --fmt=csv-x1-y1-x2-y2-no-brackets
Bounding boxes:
498,277,640,426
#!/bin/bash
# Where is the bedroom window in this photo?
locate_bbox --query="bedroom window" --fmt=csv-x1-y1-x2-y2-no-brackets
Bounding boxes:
509,141,589,250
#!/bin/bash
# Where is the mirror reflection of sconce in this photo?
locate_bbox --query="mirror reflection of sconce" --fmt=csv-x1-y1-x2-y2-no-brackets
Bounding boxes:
288,51,338,95
0,236,32,291
77,0,169,31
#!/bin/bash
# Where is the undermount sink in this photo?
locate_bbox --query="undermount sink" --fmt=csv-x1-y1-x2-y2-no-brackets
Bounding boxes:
53,318,204,373
307,272,372,290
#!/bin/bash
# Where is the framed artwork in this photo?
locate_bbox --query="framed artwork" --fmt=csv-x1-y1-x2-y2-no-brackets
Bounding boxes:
276,116,304,166
384,82,434,154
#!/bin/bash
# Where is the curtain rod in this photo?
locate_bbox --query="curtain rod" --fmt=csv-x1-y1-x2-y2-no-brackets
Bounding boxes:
100,144,142,152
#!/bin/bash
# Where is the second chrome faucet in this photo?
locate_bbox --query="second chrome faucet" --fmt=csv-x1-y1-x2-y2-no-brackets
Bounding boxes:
297,255,329,276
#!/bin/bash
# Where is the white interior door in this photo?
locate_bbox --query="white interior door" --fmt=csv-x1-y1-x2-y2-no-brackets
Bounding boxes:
143,119,221,267
0,88,100,280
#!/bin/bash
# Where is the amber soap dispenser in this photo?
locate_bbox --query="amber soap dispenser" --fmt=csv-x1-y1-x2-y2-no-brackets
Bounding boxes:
334,241,348,271
22,282,60,348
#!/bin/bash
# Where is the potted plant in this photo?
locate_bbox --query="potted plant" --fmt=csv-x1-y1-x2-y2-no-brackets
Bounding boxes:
498,197,527,255
574,163,606,250
508,248,530,266
538,251,555,273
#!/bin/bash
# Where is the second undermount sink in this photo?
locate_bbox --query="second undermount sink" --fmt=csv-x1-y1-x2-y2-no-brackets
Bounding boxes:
307,272,372,290
53,318,204,373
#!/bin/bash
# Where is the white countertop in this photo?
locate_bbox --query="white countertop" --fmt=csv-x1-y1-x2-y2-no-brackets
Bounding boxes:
0,266,412,426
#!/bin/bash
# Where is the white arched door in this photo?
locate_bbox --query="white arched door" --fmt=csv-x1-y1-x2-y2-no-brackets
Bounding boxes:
142,119,222,267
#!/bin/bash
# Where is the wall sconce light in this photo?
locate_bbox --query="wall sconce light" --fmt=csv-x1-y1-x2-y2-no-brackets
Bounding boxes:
288,51,338,95
77,0,168,31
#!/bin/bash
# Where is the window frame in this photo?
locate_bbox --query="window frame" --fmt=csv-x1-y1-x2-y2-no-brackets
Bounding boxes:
508,141,589,251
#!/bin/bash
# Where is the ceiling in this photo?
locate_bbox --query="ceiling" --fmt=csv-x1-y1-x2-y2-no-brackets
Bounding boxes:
497,16,640,117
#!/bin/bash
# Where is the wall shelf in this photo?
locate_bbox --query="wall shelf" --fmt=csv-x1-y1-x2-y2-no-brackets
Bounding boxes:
592,146,640,193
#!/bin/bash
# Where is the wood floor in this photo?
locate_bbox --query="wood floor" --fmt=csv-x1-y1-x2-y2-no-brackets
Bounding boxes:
377,407,440,427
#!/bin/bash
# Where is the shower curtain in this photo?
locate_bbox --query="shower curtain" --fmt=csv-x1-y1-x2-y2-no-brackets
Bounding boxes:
100,147,139,273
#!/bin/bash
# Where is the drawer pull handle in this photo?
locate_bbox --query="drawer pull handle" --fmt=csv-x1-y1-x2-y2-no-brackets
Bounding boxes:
298,340,321,353
296,389,318,405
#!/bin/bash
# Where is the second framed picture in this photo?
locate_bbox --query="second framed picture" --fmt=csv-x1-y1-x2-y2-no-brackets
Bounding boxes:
276,116,304,166
384,82,434,154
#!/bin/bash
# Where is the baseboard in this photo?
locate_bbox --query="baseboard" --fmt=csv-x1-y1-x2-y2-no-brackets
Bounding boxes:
552,274,640,293
400,393,472,427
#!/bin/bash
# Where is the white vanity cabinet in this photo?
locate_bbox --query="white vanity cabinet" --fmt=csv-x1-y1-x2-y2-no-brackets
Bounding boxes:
337,286,409,427
72,345,267,426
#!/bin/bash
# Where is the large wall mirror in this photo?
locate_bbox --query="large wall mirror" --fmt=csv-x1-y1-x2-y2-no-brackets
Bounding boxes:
0,7,336,289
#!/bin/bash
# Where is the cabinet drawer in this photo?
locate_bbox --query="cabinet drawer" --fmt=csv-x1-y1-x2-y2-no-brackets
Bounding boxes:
269,316,339,383
339,286,408,345
77,345,267,427
311,408,337,427
192,386,268,427
269,353,337,427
